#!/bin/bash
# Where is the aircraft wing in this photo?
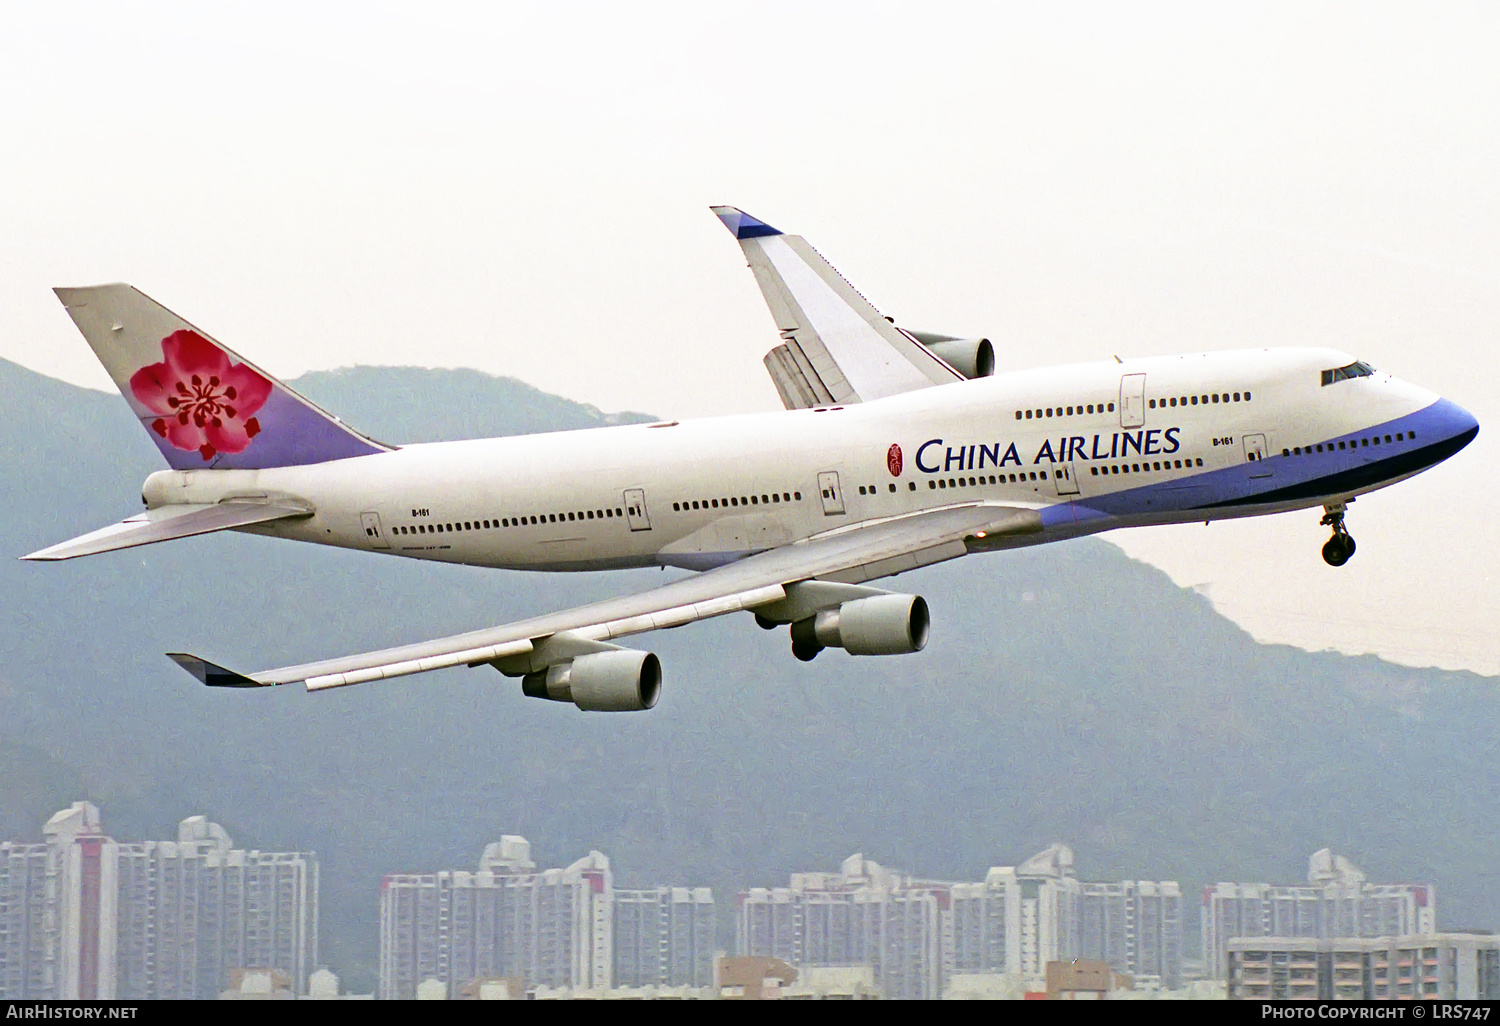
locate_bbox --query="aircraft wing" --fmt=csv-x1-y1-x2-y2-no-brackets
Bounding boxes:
712,206,963,410
170,502,1042,691
21,501,312,561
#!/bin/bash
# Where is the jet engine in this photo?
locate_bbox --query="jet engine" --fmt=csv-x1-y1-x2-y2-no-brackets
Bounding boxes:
789,594,930,662
521,650,662,711
908,331,995,380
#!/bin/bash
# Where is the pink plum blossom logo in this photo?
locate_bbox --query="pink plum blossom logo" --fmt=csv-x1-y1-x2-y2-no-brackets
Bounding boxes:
128,330,273,461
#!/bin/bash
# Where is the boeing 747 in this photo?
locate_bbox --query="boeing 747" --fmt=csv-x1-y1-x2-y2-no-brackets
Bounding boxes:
25,207,1479,711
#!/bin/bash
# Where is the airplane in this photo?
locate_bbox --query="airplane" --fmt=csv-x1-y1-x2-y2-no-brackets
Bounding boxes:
25,207,1479,712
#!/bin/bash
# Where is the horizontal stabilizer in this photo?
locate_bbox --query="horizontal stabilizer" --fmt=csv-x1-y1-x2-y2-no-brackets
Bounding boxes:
167,653,263,688
21,501,311,561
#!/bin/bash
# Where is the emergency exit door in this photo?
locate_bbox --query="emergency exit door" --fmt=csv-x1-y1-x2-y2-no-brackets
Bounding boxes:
817,471,846,515
360,511,390,549
1119,374,1147,428
623,489,652,531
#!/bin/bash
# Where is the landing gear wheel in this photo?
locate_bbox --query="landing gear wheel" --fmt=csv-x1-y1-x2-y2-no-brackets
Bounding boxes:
791,637,822,662
1319,502,1356,567
1322,533,1356,567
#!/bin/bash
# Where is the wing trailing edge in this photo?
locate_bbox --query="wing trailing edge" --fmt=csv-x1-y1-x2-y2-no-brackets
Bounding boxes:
176,502,1043,693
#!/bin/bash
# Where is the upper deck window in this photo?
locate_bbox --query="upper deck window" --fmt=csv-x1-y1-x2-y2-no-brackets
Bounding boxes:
1321,360,1375,387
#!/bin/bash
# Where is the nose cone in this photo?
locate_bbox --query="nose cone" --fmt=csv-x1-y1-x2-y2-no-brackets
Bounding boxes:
1434,397,1480,450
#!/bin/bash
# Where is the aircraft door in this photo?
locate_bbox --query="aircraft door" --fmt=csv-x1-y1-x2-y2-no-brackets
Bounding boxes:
817,471,846,515
623,489,652,531
1241,433,1272,477
1119,373,1147,428
360,511,390,550
1052,463,1081,496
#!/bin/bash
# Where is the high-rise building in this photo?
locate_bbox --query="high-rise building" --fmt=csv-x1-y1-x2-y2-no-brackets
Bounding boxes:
741,846,1181,997
613,886,715,987
942,845,1182,989
1068,880,1183,988
0,802,318,1000
1203,850,1435,980
738,854,945,1000
378,836,613,999
1226,934,1500,1000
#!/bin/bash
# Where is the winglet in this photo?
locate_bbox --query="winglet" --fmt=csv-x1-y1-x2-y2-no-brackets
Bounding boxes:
710,206,782,239
167,652,267,688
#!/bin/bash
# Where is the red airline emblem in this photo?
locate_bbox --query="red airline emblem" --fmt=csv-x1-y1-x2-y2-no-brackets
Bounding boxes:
887,443,903,477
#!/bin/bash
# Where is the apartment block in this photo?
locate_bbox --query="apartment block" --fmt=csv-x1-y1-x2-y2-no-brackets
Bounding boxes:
1204,849,1434,980
613,886,715,987
0,802,318,1000
738,854,945,1000
1227,934,1500,1000
378,836,613,999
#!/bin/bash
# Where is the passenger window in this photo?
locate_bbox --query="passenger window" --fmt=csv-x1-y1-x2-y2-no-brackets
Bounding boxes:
1233,392,1241,401
929,480,937,489
1244,391,1251,401
1148,399,1155,409
1195,458,1203,466
908,482,916,491
1108,402,1115,412
1025,410,1033,419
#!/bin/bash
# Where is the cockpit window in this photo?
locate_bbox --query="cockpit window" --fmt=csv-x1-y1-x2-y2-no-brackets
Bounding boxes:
1321,360,1376,387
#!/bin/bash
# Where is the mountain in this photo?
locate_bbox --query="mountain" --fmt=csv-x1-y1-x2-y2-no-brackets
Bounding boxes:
1,358,1495,987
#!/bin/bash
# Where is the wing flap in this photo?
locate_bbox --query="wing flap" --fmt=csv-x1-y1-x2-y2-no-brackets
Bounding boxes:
183,503,1040,691
21,501,312,561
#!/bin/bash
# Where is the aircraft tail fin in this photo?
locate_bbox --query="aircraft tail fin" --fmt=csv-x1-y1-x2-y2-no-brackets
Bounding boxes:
54,284,391,470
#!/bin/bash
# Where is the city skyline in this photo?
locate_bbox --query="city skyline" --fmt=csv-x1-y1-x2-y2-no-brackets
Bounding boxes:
1,799,1461,999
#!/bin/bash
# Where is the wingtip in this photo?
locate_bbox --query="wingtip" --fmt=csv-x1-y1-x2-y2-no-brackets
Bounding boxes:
710,205,782,239
166,652,266,688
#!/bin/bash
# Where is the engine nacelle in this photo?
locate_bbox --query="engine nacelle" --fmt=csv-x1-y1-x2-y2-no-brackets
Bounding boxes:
908,331,994,380
521,650,662,711
790,594,930,659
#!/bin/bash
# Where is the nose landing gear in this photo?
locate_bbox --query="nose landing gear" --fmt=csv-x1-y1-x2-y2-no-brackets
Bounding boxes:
1320,502,1356,566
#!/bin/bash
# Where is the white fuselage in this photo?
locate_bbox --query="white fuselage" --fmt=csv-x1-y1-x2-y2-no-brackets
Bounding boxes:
140,347,1476,573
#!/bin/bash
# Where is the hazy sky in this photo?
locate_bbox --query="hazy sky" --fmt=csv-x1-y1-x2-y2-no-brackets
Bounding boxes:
2,2,1496,674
